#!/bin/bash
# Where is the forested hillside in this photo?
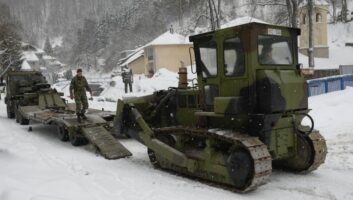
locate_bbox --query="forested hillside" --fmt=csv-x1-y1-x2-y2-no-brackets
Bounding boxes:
0,0,349,71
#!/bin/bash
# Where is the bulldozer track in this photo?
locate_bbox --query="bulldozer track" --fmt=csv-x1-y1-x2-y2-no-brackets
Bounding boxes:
153,126,272,192
303,130,327,173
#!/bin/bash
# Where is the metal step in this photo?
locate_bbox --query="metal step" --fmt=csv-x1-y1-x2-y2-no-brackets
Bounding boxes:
81,125,132,159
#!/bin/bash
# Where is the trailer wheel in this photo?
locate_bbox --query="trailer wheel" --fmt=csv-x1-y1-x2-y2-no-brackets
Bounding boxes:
7,104,15,119
19,114,30,125
69,130,88,146
16,108,29,125
57,125,69,142
15,109,20,123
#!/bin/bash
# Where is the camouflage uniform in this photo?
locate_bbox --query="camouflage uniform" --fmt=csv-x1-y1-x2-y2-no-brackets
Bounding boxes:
70,75,91,116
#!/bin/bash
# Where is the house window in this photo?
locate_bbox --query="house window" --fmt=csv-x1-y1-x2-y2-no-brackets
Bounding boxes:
303,14,306,24
147,47,154,61
316,13,322,23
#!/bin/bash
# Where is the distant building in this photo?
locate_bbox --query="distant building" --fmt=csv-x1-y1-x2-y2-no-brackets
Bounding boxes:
299,0,329,58
119,30,194,76
21,42,66,74
120,49,145,74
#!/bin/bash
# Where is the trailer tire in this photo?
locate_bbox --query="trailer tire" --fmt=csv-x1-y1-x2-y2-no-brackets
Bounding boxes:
57,125,69,142
69,130,88,146
7,104,15,119
16,109,29,125
19,114,30,125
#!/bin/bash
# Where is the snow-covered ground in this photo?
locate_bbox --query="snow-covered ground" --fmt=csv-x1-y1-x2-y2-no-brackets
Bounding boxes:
1,85,353,199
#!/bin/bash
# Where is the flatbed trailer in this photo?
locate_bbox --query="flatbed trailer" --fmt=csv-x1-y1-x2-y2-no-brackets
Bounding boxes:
18,104,132,159
5,70,131,159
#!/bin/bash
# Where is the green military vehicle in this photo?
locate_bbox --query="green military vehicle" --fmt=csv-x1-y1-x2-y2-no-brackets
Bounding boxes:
114,22,327,191
5,70,131,159
5,70,48,123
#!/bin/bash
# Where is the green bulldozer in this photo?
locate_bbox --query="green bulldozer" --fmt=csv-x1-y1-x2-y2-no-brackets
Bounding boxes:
117,22,327,191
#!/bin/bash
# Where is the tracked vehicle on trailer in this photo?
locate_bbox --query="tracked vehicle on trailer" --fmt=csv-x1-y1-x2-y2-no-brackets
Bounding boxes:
5,70,131,159
113,22,327,191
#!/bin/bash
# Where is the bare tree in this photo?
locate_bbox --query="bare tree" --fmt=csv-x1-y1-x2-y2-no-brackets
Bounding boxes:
285,0,303,28
341,0,348,22
330,0,338,23
308,0,315,68
206,0,222,31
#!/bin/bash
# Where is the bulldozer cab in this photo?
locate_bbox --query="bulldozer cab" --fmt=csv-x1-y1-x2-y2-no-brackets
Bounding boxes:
189,22,303,115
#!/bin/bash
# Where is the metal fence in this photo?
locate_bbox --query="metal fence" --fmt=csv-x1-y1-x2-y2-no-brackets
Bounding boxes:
307,74,353,96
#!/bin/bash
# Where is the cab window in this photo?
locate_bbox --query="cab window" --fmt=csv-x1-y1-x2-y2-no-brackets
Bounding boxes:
258,35,293,65
198,41,217,78
224,37,245,76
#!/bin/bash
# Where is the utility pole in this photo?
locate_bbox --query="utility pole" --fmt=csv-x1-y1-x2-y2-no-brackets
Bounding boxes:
308,0,315,68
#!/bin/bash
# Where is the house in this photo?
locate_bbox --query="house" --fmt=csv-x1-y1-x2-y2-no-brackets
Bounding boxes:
299,0,329,58
21,43,43,71
143,31,194,76
21,42,66,73
120,47,145,74
119,30,194,76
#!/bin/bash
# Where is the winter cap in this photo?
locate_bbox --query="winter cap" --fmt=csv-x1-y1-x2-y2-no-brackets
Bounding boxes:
77,68,82,73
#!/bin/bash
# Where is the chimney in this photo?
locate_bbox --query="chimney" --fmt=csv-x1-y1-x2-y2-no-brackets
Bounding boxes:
178,61,187,89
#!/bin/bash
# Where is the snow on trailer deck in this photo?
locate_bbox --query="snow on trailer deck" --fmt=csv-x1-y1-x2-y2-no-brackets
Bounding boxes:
1,89,353,200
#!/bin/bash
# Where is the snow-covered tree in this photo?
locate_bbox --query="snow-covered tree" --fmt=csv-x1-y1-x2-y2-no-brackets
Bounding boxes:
0,2,23,73
44,36,53,55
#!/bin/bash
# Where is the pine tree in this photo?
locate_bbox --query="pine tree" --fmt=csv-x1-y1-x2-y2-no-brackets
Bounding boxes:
44,36,53,55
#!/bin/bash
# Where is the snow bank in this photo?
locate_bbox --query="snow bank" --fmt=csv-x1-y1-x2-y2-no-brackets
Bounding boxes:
100,68,180,101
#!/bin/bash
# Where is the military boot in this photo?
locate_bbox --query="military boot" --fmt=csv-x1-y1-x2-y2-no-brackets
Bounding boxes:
81,110,87,120
77,114,82,123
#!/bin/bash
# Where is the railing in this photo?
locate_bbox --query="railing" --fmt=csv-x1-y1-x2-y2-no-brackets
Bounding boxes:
307,74,353,96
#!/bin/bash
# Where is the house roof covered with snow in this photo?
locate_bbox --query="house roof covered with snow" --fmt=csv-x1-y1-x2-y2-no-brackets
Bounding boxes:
21,42,44,53
299,0,329,7
21,60,32,70
52,60,66,66
22,51,39,62
43,55,56,61
221,16,268,29
146,31,190,46
120,49,144,67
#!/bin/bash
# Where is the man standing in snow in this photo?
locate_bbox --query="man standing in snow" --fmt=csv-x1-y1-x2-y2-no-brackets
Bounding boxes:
122,67,133,93
70,68,92,123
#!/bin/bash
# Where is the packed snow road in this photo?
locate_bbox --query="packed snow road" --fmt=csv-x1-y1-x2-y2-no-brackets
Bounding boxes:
1,89,353,200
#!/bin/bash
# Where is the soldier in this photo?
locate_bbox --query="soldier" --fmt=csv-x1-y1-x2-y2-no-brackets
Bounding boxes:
70,68,92,123
122,67,133,93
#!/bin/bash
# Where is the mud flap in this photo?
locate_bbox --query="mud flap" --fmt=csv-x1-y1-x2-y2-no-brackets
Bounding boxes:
81,125,132,159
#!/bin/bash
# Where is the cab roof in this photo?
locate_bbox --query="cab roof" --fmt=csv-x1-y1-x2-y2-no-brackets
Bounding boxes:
189,22,300,42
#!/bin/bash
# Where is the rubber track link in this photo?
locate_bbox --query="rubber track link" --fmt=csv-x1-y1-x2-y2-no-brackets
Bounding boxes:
153,126,272,192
